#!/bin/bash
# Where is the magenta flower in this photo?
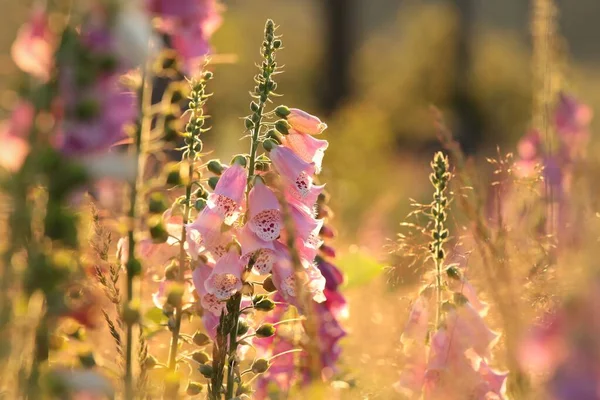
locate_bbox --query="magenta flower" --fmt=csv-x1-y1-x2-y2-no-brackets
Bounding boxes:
282,130,328,174
11,7,55,82
555,92,592,139
204,248,244,300
270,145,316,199
192,259,226,316
207,164,247,225
248,179,282,241
287,108,328,135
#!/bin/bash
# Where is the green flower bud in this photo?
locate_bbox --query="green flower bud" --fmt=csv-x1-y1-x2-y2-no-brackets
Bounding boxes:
208,176,219,190
245,117,254,130
274,119,291,135
251,358,270,374
191,350,210,364
198,364,214,378
195,198,207,211
148,192,169,214
250,101,259,112
192,331,210,346
237,320,250,336
166,284,184,307
207,159,224,175
187,382,204,396
166,164,183,186
149,221,169,244
266,129,282,144
256,324,276,338
446,266,461,280
203,71,213,80
262,138,278,152
231,154,248,167
273,40,282,49
255,162,270,172
253,295,275,311
194,186,208,200
126,258,142,277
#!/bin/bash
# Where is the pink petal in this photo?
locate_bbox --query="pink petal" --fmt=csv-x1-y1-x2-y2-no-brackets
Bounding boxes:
11,8,54,82
282,130,328,173
204,249,244,300
401,296,430,344
248,180,282,241
186,206,225,258
287,108,327,135
270,146,316,198
212,164,247,208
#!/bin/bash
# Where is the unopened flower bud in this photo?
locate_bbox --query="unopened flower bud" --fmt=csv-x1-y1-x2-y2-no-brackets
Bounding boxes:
148,192,168,214
149,220,169,243
198,364,214,378
208,176,219,190
203,71,213,80
245,117,254,130
256,324,276,338
187,382,204,396
191,350,210,364
231,155,248,167
207,159,224,175
262,139,278,152
446,266,461,280
250,101,259,112
273,39,282,49
320,225,336,239
266,129,283,144
253,295,275,311
126,258,142,277
166,164,183,185
166,284,184,308
193,331,210,346
237,320,250,336
319,244,336,258
195,198,207,211
251,358,270,374
275,119,291,135
275,105,290,118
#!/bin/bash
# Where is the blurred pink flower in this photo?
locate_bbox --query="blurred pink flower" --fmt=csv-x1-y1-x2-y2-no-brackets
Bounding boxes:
146,0,222,75
287,108,328,135
186,206,225,258
282,130,328,174
204,248,244,300
11,7,55,81
0,101,34,171
401,296,430,344
248,179,282,241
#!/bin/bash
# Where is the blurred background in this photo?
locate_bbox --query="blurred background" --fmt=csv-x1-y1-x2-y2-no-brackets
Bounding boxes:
3,0,600,250
2,2,600,396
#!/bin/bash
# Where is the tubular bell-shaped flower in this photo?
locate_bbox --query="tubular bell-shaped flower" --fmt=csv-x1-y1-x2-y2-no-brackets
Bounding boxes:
192,259,226,316
270,145,316,199
204,248,244,300
286,108,328,135
237,226,279,275
11,7,55,82
248,179,282,241
206,163,247,224
282,130,329,174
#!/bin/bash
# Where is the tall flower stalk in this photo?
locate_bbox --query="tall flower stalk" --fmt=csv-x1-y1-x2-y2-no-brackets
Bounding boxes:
223,19,281,399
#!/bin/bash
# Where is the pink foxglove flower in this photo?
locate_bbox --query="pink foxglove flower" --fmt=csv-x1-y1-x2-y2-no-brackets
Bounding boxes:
445,268,489,316
186,207,224,258
248,179,282,241
401,295,430,344
287,108,328,135
207,163,247,225
0,101,34,171
192,259,226,316
238,226,279,275
146,0,222,74
11,7,55,82
204,248,244,300
446,302,500,359
270,145,316,199
282,130,328,174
